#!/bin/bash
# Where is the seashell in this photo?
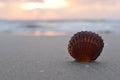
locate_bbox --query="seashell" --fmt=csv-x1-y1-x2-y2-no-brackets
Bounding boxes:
68,31,104,62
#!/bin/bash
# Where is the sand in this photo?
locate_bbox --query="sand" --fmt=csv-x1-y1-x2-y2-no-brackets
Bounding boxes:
0,33,120,80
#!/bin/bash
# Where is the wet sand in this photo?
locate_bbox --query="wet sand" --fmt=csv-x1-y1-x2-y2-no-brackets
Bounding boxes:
0,33,120,80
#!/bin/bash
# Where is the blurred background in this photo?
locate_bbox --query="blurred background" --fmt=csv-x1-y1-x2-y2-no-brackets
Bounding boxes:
0,0,120,36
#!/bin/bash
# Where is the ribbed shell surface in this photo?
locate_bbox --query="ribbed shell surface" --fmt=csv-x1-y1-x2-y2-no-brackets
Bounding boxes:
68,31,104,62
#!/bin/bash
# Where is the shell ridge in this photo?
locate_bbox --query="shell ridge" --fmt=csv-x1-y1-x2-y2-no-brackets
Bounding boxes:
68,31,104,62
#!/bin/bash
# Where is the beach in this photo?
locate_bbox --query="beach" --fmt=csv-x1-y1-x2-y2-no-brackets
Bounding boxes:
0,33,120,80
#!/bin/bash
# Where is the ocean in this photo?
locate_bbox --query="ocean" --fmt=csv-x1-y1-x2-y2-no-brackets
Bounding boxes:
0,19,120,36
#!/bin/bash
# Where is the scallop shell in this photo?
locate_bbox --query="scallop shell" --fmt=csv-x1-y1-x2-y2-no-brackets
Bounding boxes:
68,31,104,62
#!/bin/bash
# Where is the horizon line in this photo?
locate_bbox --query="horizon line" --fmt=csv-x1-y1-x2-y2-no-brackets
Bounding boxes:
0,18,120,21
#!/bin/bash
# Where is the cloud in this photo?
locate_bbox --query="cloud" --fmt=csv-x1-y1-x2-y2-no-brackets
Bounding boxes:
29,0,43,1
68,0,120,4
63,0,120,19
0,0,120,19
0,2,4,8
0,0,43,1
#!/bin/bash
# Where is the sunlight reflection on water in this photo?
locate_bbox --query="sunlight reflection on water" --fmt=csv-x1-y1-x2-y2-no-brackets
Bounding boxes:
17,31,67,36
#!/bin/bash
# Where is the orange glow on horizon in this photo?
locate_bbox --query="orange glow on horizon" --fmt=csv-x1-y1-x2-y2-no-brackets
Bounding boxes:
0,2,4,8
43,0,68,9
20,2,41,10
20,0,68,10
17,31,66,36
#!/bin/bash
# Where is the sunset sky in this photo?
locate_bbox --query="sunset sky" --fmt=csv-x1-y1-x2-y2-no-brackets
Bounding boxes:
0,0,120,20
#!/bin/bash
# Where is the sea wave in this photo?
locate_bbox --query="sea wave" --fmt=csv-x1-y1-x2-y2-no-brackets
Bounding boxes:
0,19,120,34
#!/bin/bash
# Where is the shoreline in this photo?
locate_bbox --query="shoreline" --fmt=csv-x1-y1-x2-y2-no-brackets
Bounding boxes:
0,32,120,80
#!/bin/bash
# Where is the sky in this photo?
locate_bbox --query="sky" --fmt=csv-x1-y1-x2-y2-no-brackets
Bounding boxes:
0,0,120,20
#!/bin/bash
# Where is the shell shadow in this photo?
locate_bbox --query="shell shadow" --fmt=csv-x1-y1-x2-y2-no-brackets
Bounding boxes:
67,60,107,69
